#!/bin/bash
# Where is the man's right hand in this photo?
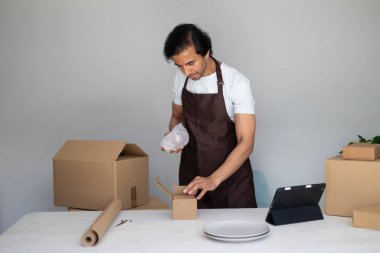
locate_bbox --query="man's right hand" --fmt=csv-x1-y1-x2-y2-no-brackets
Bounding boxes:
160,146,184,153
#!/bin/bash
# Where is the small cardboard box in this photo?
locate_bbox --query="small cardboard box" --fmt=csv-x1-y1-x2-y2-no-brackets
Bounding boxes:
325,156,380,217
343,143,380,161
353,206,380,230
54,140,149,210
155,177,197,220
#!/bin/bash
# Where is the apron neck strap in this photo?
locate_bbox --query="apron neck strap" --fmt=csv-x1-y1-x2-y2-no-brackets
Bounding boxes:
211,56,224,86
211,56,224,97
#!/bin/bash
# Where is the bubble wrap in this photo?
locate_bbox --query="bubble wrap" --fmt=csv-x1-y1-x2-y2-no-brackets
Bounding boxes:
160,123,189,152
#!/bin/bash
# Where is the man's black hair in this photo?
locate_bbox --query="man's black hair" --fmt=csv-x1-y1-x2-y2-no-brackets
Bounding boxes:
163,24,213,61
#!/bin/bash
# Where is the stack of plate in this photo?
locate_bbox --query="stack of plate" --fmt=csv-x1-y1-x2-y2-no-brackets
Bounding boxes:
203,220,270,242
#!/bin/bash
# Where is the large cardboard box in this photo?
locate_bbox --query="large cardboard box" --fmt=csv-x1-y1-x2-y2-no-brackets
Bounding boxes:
343,143,380,161
54,140,149,210
68,196,169,211
325,156,380,217
132,196,169,210
353,206,380,230
155,177,197,220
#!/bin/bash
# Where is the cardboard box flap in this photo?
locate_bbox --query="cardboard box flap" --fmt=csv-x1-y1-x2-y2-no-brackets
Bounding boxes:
54,140,127,161
172,186,186,195
121,144,147,157
155,177,173,199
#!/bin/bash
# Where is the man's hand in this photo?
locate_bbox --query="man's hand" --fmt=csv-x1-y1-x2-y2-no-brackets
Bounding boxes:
183,176,221,200
160,129,184,153
161,102,185,154
160,146,184,153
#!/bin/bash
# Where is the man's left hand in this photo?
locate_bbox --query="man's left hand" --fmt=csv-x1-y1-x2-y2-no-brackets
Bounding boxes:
183,176,220,200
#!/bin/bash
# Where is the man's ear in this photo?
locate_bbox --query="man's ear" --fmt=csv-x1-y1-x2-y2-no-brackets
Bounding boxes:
205,50,210,59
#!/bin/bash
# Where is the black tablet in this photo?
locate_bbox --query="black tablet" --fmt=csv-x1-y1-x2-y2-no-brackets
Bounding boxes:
265,183,326,226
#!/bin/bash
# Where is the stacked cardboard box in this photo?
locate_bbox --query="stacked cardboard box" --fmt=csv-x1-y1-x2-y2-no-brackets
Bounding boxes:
325,156,380,216
325,144,380,229
353,206,380,230
53,140,149,210
342,143,380,161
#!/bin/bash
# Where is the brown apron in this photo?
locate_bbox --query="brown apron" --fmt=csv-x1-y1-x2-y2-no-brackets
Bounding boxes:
179,57,257,208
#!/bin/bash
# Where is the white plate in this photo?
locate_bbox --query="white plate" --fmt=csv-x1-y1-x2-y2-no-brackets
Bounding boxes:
204,230,270,242
204,229,270,239
203,220,270,238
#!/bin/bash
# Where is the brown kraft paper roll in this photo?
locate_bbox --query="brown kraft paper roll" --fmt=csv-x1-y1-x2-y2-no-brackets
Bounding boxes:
81,198,122,246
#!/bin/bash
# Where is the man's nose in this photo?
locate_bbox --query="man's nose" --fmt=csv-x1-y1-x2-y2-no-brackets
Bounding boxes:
183,66,191,77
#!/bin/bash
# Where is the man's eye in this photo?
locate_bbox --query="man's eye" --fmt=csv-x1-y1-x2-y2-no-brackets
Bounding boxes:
187,62,194,66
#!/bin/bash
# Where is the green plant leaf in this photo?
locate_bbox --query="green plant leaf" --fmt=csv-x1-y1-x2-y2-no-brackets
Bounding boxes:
358,135,368,143
371,136,380,144
339,134,380,154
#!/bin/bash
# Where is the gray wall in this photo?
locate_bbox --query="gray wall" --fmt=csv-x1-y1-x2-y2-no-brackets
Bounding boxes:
1,0,379,234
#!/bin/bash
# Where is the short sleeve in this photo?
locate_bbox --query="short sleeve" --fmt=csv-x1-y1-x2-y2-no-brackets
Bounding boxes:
172,69,184,105
230,74,255,114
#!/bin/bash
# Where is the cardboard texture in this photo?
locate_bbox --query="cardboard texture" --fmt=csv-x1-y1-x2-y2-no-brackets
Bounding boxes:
343,143,380,161
53,140,149,210
68,196,169,211
353,206,380,230
132,196,169,210
325,156,380,217
155,177,197,220
81,198,121,247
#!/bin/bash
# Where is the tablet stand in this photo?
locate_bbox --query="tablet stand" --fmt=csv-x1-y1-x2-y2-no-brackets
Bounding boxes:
266,205,324,226
265,183,325,226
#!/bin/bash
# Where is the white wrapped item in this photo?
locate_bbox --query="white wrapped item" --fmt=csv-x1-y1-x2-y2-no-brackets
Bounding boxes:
160,123,189,152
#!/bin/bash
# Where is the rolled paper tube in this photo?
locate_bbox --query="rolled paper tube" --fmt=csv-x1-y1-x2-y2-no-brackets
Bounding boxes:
81,198,122,246
81,230,97,246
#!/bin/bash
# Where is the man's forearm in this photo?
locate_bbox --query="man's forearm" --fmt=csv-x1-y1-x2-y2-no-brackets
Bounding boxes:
169,116,182,131
169,103,184,131
210,113,255,186
210,141,253,185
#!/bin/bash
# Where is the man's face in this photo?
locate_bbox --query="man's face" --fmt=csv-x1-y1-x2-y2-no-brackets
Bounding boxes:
171,46,209,80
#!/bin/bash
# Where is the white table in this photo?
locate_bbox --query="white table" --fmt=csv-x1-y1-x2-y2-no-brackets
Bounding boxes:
0,208,379,253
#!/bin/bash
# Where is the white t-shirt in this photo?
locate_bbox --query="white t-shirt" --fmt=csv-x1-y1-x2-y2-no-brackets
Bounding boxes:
172,62,255,122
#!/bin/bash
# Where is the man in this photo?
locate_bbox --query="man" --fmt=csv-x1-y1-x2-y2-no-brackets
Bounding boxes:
163,24,257,208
